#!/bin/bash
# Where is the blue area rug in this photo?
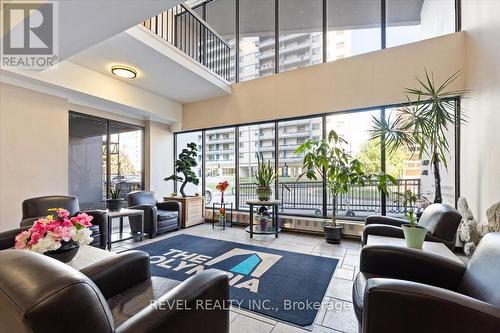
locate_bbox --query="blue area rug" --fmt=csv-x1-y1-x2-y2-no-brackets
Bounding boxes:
135,234,338,326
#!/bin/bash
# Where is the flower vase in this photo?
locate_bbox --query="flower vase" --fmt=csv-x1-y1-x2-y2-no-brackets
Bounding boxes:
221,192,224,204
218,215,226,226
44,240,80,263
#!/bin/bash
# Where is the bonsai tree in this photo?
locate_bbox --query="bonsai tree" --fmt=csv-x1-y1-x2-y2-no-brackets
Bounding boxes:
164,142,199,197
295,130,396,228
370,70,467,203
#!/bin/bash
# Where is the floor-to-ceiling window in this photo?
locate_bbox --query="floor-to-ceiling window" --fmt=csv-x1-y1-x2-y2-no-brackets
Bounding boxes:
205,127,236,205
326,110,383,218
174,131,204,197
383,105,456,214
279,0,323,72
238,123,276,208
386,0,456,48
69,113,144,210
108,122,144,201
206,0,237,82
239,0,275,81
175,103,459,221
277,117,323,216
327,0,382,61
196,0,457,82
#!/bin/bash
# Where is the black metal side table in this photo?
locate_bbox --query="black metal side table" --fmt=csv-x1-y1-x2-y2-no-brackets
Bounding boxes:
212,202,233,230
245,200,281,238
106,208,144,250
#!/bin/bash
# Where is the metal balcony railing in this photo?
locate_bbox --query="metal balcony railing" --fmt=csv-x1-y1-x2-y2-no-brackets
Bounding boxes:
143,4,231,81
238,178,421,217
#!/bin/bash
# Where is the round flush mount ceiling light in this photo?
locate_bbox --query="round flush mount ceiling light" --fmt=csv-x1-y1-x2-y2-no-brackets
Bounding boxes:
111,65,137,79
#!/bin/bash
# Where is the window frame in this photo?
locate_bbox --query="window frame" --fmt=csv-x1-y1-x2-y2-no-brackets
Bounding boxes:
174,97,461,221
69,111,145,206
192,0,460,83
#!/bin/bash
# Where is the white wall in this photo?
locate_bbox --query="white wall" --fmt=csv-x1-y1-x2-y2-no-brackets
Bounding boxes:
0,83,69,231
461,0,500,223
0,82,176,231
145,121,175,201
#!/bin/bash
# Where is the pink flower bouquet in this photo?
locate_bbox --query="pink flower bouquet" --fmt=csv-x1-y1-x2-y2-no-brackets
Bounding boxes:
15,208,94,254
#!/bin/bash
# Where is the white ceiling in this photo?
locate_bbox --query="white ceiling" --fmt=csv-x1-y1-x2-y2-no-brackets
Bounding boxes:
68,26,231,104
57,0,184,61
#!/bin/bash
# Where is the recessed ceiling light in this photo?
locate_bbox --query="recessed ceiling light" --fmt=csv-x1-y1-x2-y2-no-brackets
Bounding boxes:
111,65,137,79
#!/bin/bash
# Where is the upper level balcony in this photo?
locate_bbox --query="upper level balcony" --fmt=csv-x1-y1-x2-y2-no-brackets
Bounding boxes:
143,3,232,82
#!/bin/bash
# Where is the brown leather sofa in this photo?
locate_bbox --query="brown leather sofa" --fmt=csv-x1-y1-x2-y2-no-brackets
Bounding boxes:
0,249,229,333
126,191,181,238
363,203,462,249
20,195,108,249
353,232,500,333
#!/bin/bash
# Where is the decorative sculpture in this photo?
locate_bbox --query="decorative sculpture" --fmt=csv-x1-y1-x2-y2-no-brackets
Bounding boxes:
457,197,481,256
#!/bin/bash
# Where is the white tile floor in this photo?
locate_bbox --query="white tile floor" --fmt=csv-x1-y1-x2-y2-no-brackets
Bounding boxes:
111,223,362,333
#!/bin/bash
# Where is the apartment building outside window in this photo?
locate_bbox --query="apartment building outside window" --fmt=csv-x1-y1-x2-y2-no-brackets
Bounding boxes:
191,0,457,82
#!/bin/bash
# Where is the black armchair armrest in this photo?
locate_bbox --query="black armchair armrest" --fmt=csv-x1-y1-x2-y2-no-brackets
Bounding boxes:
84,210,108,249
362,224,407,245
116,270,230,333
156,201,181,211
80,250,150,299
128,204,158,236
363,278,500,333
360,245,466,290
365,215,408,227
0,226,30,250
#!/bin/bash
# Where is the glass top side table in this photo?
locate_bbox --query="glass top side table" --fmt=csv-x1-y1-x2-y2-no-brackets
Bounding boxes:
245,200,281,238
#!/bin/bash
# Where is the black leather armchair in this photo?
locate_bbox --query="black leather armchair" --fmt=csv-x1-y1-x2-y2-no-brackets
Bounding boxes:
0,249,230,333
126,191,181,238
20,195,108,249
363,203,462,249
353,233,500,333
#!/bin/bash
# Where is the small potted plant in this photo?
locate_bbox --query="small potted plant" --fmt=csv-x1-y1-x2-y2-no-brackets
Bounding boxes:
216,180,229,203
107,187,123,211
296,130,395,244
399,190,428,249
255,154,276,201
15,208,94,262
257,206,271,231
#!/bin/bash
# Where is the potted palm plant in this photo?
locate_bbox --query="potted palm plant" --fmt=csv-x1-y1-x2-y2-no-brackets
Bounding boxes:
296,130,396,243
254,154,276,201
370,70,467,203
398,190,427,249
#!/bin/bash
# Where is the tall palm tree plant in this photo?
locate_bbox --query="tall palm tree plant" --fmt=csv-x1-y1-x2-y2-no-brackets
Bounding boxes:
370,70,467,203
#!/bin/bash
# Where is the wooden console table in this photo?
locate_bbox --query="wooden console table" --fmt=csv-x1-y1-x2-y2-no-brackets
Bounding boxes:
163,196,205,228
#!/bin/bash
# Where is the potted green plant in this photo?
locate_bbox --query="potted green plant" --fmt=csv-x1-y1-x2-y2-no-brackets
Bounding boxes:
254,154,276,201
164,142,200,197
398,190,427,249
370,70,467,203
296,130,395,244
106,187,122,211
